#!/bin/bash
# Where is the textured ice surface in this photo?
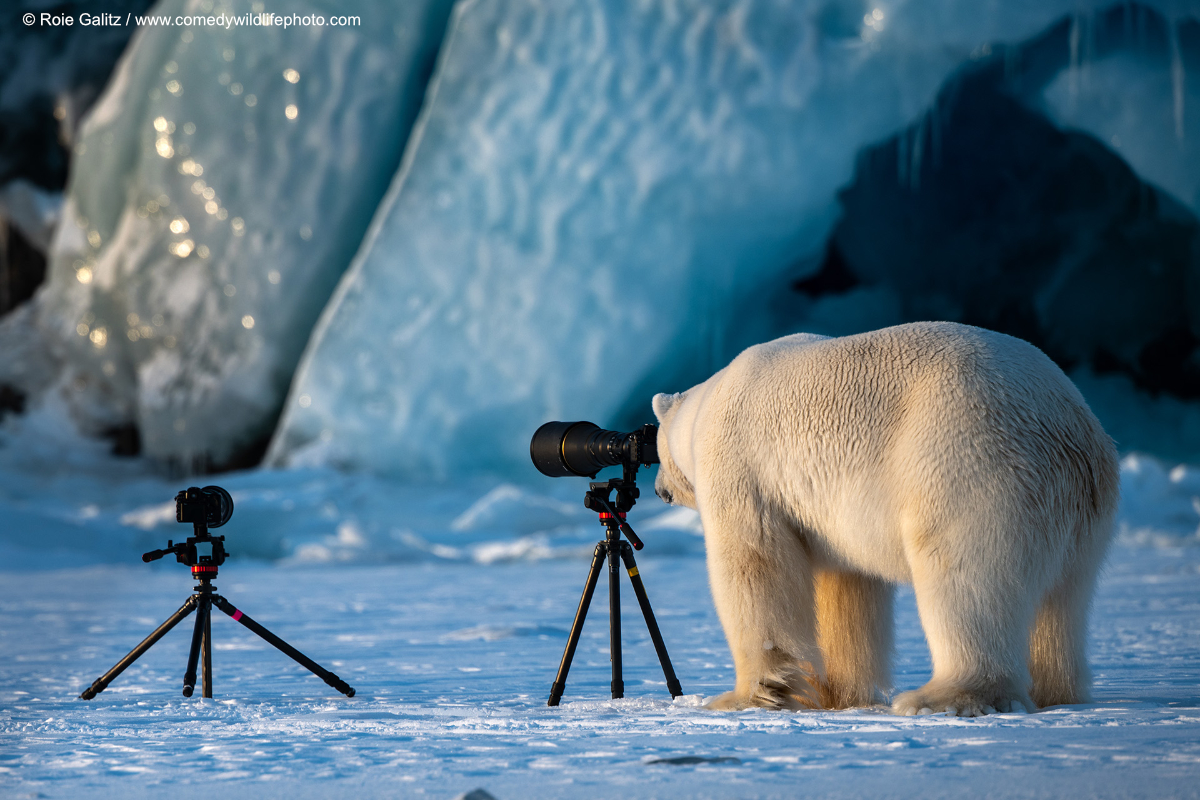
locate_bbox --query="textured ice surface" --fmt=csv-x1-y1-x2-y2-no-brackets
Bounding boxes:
13,0,453,467
2,548,1199,799
268,0,1190,478
802,8,1200,462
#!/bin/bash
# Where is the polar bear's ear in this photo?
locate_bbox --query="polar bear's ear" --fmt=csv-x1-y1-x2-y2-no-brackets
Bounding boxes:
652,392,681,422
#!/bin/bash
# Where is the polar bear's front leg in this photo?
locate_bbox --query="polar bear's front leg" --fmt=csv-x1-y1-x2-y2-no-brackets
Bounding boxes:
814,571,894,708
702,501,823,710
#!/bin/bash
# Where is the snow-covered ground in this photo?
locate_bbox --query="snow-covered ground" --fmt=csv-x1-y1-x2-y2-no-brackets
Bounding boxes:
3,411,1200,798
3,547,1199,799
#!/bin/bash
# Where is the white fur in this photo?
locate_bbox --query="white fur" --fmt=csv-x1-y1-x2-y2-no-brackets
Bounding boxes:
653,322,1118,715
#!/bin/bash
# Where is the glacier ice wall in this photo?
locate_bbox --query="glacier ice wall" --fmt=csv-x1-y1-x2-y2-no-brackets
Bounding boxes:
790,4,1200,461
269,0,1182,478
12,0,453,468
1037,10,1200,213
0,0,154,190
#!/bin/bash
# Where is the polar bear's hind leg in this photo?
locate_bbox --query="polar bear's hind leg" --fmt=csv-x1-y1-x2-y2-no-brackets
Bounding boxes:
1029,516,1110,708
893,526,1038,717
1028,571,1093,708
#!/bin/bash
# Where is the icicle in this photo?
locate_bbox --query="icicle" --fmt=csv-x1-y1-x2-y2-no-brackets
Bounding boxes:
1003,43,1019,91
1082,8,1094,92
1067,12,1081,116
1170,18,1186,142
930,98,942,170
910,114,925,192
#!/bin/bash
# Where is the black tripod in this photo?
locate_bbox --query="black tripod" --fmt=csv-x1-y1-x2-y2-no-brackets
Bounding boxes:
548,464,683,706
80,486,355,700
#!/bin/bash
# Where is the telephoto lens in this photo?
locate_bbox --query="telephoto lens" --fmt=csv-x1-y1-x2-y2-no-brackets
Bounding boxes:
530,421,658,478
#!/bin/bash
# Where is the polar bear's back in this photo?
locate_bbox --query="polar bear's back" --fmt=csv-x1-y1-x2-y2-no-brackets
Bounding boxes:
723,321,1090,440
707,322,1118,579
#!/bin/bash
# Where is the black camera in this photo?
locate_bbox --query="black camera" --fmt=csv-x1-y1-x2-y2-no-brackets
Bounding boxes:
530,421,659,478
143,486,235,567
175,485,234,528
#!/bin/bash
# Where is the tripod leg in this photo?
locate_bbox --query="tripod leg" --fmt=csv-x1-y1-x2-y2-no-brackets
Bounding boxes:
79,595,199,700
182,596,208,697
210,595,355,697
620,543,683,698
202,596,213,698
548,542,607,706
609,536,623,699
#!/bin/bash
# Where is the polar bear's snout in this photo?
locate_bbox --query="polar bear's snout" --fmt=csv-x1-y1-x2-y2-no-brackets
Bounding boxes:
652,456,694,507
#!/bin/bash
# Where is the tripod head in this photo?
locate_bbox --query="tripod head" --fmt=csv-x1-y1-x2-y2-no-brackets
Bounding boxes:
142,486,233,581
583,460,646,550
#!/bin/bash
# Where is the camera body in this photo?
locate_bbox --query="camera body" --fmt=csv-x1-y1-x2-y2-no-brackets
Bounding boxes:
175,485,234,528
530,421,659,478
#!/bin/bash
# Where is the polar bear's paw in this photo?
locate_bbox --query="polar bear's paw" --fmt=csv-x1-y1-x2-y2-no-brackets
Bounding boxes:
705,691,752,711
704,688,811,711
705,672,821,711
892,683,1032,717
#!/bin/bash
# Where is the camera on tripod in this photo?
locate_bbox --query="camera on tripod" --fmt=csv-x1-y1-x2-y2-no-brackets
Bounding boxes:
529,420,682,706
80,484,355,701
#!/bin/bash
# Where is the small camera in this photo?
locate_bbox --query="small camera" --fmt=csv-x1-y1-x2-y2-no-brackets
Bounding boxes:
175,485,234,528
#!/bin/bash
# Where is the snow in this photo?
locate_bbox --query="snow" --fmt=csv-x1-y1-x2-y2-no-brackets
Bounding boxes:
4,408,1200,797
10,0,454,467
267,0,1191,478
3,547,1199,798
0,398,704,570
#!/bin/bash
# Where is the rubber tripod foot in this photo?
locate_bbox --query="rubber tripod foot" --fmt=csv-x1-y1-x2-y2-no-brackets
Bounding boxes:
325,674,355,697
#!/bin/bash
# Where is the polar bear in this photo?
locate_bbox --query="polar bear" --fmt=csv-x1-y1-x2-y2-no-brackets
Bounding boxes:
652,322,1118,716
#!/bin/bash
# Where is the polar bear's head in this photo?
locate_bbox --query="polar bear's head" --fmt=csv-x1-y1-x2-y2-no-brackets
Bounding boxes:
652,392,696,509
